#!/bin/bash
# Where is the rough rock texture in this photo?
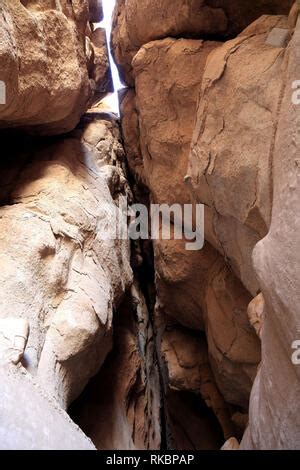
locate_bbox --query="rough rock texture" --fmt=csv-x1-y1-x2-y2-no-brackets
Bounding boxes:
119,89,144,185
247,293,265,339
156,314,235,444
154,239,260,409
112,0,293,85
70,281,161,450
0,0,112,134
119,31,260,412
221,437,239,450
0,0,299,452
89,28,114,103
0,318,29,366
240,17,300,450
113,2,298,448
0,366,95,450
188,15,289,296
131,38,219,205
0,113,132,409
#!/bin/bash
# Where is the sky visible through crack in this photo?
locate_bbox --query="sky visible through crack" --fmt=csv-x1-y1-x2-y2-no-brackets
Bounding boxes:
97,0,124,114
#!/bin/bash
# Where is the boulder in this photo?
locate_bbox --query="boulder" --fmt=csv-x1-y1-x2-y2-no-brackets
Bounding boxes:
0,113,132,409
241,16,300,450
154,238,261,408
112,0,293,85
131,37,219,205
0,367,95,450
0,0,110,134
69,282,161,450
188,15,289,295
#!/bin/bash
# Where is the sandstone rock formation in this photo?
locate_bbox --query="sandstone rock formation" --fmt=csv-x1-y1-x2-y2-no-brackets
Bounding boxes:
221,437,239,450
154,238,260,409
70,282,161,450
0,366,95,450
240,15,300,450
156,315,235,444
0,112,132,409
120,27,261,413
116,0,299,451
0,0,299,453
89,28,114,103
130,37,219,206
247,293,265,339
0,0,112,134
0,318,29,366
112,0,293,85
188,15,289,295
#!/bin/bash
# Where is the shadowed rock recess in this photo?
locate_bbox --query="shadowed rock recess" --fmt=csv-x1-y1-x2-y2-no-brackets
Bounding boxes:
0,0,299,451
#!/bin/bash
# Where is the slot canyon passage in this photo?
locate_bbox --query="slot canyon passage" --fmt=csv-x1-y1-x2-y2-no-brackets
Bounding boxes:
0,0,300,451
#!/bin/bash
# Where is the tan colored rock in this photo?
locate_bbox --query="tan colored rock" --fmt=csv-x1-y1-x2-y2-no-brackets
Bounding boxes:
0,367,95,450
188,15,289,295
288,0,300,33
241,16,300,450
0,113,132,409
119,89,145,186
247,293,265,338
112,0,293,85
0,0,102,134
221,437,239,450
205,264,261,408
132,37,219,205
90,28,114,103
119,33,261,410
154,238,218,330
0,318,29,365
70,282,161,450
159,317,235,440
266,27,290,47
154,238,260,409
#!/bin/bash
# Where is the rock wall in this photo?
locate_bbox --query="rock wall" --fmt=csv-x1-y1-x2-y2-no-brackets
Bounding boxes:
0,0,110,134
114,0,300,450
241,16,300,450
0,0,136,448
0,366,95,450
69,281,161,450
188,15,288,295
0,0,299,451
0,112,132,410
112,0,293,85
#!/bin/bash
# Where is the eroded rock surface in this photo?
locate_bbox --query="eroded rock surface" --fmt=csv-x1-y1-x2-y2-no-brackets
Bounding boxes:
112,0,293,85
0,0,299,452
0,366,95,450
70,281,161,450
0,0,112,134
115,3,300,451
0,318,29,366
241,17,300,450
154,238,260,409
89,28,114,103
120,29,261,413
157,315,235,444
0,113,132,409
131,38,219,205
188,15,289,295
